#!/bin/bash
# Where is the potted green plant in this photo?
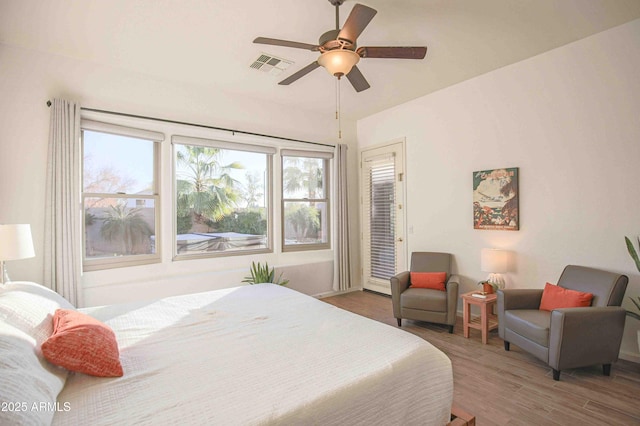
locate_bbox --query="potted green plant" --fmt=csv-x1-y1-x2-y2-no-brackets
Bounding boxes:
242,261,289,286
625,236,640,352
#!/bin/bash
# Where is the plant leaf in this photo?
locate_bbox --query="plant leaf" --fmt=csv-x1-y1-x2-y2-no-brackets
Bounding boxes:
627,310,640,321
242,261,288,285
627,296,640,320
625,236,640,273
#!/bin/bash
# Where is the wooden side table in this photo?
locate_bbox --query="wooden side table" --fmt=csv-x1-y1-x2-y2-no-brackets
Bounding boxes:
461,291,498,344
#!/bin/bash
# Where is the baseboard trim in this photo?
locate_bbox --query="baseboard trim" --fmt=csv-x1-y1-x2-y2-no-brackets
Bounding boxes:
619,349,640,364
314,287,361,299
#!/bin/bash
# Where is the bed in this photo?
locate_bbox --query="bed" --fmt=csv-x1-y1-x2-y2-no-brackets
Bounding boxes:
1,281,453,425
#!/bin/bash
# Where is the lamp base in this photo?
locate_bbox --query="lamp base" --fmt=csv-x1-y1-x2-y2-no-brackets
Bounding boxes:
486,273,505,290
0,261,9,284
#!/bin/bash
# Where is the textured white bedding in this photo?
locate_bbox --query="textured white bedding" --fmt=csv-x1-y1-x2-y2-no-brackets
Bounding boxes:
53,284,452,425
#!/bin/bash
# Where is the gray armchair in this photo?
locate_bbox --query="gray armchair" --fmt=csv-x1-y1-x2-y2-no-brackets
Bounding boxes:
390,252,459,333
497,265,628,381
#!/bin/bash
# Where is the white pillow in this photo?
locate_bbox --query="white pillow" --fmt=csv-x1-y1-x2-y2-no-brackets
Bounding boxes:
0,322,68,426
0,281,75,345
1,281,74,309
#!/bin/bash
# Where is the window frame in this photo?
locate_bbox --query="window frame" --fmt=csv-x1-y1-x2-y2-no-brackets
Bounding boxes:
171,135,275,260
81,120,163,271
281,149,332,252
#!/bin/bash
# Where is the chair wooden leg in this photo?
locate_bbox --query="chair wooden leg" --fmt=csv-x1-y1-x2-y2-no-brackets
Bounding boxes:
603,364,611,376
553,369,561,381
448,325,454,334
504,341,510,351
396,318,401,327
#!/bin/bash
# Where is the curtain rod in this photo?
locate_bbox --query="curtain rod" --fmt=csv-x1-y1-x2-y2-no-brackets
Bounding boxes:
45,100,334,148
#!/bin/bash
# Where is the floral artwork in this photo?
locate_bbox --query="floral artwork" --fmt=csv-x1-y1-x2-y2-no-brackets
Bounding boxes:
473,168,519,230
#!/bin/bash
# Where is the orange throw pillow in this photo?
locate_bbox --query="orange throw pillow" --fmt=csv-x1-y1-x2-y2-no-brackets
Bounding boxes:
42,309,123,377
539,282,593,311
410,272,447,291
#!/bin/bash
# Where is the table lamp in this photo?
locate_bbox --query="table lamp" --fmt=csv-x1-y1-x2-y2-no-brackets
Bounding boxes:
0,224,35,284
480,248,508,289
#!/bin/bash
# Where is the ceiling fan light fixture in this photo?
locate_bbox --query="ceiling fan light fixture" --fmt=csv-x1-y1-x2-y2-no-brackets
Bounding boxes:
318,49,360,77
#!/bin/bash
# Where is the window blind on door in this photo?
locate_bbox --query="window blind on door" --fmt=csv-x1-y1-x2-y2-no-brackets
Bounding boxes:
364,157,396,280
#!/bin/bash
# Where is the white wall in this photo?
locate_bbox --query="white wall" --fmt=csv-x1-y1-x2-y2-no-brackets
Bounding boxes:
357,19,640,361
0,43,361,305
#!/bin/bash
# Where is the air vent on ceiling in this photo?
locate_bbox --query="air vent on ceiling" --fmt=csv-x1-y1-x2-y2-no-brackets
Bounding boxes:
250,53,293,76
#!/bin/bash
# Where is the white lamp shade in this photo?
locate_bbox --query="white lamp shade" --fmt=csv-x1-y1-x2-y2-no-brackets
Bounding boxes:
317,49,360,76
0,224,35,261
480,248,508,273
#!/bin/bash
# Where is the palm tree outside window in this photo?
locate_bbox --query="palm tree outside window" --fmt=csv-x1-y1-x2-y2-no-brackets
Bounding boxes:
173,141,271,257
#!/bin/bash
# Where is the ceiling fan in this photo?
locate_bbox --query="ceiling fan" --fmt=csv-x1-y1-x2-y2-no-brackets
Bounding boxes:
253,0,427,92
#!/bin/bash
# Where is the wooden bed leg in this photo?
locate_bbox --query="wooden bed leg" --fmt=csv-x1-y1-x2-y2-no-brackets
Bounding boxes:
504,341,510,351
603,364,611,376
396,318,401,327
448,325,454,334
449,403,476,426
553,369,561,381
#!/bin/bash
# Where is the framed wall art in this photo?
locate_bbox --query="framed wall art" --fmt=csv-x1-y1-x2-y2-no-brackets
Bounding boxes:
473,167,519,230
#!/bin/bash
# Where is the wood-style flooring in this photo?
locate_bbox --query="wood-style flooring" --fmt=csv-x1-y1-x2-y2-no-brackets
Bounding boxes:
320,290,640,426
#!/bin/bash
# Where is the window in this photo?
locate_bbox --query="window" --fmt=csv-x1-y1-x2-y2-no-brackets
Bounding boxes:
173,136,274,257
281,150,331,251
82,120,163,270
80,114,335,272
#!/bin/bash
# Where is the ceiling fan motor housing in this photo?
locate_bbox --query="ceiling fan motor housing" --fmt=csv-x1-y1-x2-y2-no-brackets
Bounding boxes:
319,29,355,51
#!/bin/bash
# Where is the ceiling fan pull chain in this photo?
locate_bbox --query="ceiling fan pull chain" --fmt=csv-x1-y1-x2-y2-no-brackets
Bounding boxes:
336,77,342,139
335,77,339,121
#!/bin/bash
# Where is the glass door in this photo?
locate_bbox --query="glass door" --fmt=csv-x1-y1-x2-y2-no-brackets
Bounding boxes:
361,141,405,295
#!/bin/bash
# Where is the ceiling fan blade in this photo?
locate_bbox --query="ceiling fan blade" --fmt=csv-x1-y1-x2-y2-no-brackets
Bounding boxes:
346,65,370,92
357,46,427,59
279,61,321,85
337,4,377,44
254,37,319,51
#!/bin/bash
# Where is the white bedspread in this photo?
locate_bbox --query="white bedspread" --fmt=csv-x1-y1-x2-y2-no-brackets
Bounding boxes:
53,284,452,425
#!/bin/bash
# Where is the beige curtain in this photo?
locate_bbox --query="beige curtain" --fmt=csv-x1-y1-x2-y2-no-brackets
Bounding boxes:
334,144,352,291
44,99,82,306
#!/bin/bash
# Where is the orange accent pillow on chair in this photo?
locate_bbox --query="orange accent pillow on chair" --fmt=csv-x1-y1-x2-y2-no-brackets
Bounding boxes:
410,272,447,291
539,282,593,311
42,309,124,377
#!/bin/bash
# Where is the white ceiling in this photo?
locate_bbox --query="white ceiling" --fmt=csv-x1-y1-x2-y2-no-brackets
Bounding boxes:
2,0,640,122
